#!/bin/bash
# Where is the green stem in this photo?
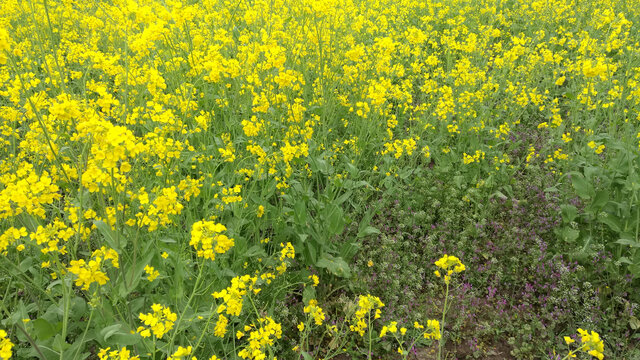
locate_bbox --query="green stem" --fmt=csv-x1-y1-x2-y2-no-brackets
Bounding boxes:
0,259,57,303
438,281,450,360
166,259,205,352
72,308,94,360
367,311,372,360
560,344,586,360
193,302,216,352
59,277,71,360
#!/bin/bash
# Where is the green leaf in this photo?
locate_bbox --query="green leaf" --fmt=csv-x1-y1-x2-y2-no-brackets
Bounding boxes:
52,334,71,352
335,191,352,205
100,324,122,342
324,204,345,235
302,286,316,304
69,297,87,321
109,332,141,346
303,243,317,265
560,205,578,223
32,318,57,341
615,239,640,248
19,257,33,272
590,190,609,211
357,226,380,238
558,227,579,243
618,257,633,265
340,241,360,261
491,191,508,201
598,213,622,232
316,254,351,278
119,251,154,298
294,200,308,225
243,245,267,258
301,351,315,360
571,173,593,199
93,220,124,251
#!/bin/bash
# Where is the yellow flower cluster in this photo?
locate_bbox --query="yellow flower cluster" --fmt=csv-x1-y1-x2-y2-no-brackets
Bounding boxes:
587,141,606,155
29,219,74,255
238,317,282,360
98,347,140,360
0,227,27,254
381,137,419,159
138,187,185,231
144,265,159,282
67,246,119,290
350,294,384,336
417,320,441,340
167,346,192,360
0,28,11,65
0,329,13,360
379,321,398,337
189,220,234,261
275,242,295,274
213,275,258,316
578,329,605,360
434,254,466,284
214,314,229,338
462,150,486,165
137,304,177,339
0,163,61,220
221,185,243,204
303,299,326,326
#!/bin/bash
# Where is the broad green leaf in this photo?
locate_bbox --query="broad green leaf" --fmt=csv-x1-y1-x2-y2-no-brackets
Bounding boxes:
243,245,267,258
357,226,381,238
294,200,308,225
617,257,633,265
316,254,351,278
93,220,123,251
32,318,57,341
616,239,640,248
598,214,622,232
560,205,578,223
109,332,141,346
303,243,318,265
52,334,71,352
558,227,579,243
302,286,316,304
571,173,593,199
100,324,122,342
591,190,609,210
324,204,345,235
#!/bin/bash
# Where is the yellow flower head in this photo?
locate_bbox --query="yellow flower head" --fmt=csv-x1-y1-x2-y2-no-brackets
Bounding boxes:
0,329,14,360
137,304,177,339
434,255,465,284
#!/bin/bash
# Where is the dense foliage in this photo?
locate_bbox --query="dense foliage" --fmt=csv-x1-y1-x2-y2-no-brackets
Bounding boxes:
0,0,639,358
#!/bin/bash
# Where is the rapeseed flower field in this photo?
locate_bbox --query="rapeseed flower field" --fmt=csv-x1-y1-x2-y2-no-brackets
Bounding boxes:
0,0,639,358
